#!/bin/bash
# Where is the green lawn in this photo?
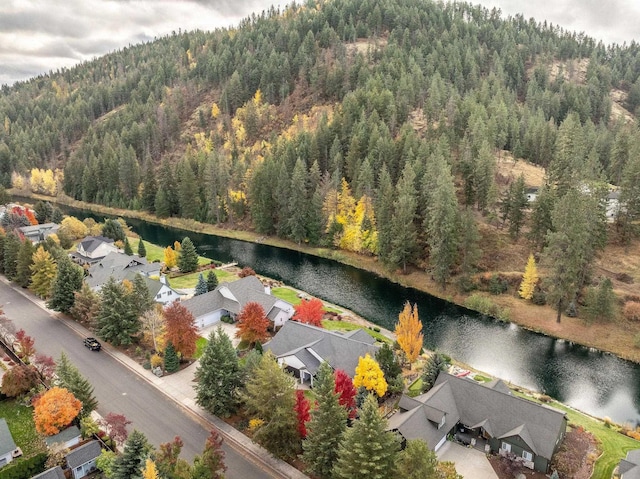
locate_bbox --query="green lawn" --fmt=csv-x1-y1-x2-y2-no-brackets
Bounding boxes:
129,237,213,266
167,269,235,290
0,399,46,460
194,337,208,359
322,319,391,344
272,287,342,313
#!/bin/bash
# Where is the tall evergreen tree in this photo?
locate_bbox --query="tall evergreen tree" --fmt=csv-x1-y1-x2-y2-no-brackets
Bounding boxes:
457,210,481,278
474,141,496,211
583,278,617,323
131,274,154,318
15,239,35,288
506,175,528,239
528,184,556,250
47,257,84,313
549,112,584,197
396,439,439,479
102,219,126,242
164,342,180,373
195,273,208,296
302,362,348,479
332,394,400,479
124,237,133,255
195,327,243,417
178,237,199,273
389,163,417,273
137,239,147,258
3,232,21,280
287,158,309,244
97,277,139,345
141,159,158,213
374,164,395,264
206,269,218,292
56,352,99,419
618,154,640,244
112,430,151,479
177,160,201,220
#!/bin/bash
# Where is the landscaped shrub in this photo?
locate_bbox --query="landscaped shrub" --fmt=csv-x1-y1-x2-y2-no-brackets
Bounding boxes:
238,266,256,278
624,301,640,321
0,452,47,479
150,354,163,369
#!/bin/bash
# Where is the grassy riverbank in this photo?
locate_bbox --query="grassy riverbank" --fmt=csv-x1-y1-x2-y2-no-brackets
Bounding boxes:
13,191,640,362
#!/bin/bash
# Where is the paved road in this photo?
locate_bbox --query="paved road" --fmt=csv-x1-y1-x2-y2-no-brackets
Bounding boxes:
0,281,272,478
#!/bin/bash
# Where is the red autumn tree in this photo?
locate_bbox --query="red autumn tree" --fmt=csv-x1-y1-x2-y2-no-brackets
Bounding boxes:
15,329,36,360
33,387,82,435
334,369,357,419
33,353,56,382
1,364,40,397
25,209,38,225
156,436,185,478
195,429,227,478
294,390,311,438
293,298,324,327
163,301,199,359
99,412,132,444
235,302,270,346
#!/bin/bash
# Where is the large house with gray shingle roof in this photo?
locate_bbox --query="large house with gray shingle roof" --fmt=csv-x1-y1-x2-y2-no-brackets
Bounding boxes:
387,372,567,473
182,276,294,330
85,252,161,291
615,449,640,479
264,320,379,384
70,235,119,265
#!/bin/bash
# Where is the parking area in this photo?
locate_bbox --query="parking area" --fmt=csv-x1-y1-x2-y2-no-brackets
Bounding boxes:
436,441,498,479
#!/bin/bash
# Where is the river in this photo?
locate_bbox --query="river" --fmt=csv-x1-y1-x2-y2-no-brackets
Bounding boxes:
59,205,640,425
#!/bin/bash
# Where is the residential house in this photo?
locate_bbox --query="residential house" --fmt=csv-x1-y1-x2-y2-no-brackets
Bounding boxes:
264,320,379,384
44,426,81,451
0,418,19,468
615,449,640,479
182,276,294,330
65,440,101,479
123,271,182,305
31,466,66,479
70,235,120,265
387,372,567,473
525,187,539,203
85,252,161,291
17,223,60,244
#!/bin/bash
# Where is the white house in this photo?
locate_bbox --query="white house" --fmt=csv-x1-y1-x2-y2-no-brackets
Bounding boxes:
70,236,120,265
182,275,294,330
0,418,19,468
65,441,101,479
125,272,182,305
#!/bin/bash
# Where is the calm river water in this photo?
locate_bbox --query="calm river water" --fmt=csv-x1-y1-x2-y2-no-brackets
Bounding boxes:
59,205,640,425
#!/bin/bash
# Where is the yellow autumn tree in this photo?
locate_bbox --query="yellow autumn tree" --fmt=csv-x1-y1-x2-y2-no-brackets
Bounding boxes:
173,241,181,252
164,246,177,269
519,254,539,300
142,458,159,479
211,102,221,119
395,302,423,364
33,387,82,435
59,216,88,240
353,353,387,397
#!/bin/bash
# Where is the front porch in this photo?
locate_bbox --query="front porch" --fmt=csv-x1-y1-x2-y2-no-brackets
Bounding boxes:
454,424,491,454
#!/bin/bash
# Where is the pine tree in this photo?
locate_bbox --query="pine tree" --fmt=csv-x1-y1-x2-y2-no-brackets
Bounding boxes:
206,269,218,292
549,112,584,197
389,163,417,273
519,254,539,300
137,239,147,258
457,210,481,277
131,274,154,318
56,352,98,419
528,184,556,251
375,342,402,386
164,342,180,373
421,353,448,392
112,430,151,479
583,278,617,323
15,239,35,288
102,218,125,242
474,140,496,211
123,237,133,255
332,394,400,479
195,273,208,296
97,277,139,345
242,351,299,458
30,246,57,298
396,439,439,479
303,362,348,478
195,327,243,417
178,237,199,273
3,232,21,280
506,175,528,239
141,160,158,213
287,158,309,244
395,302,423,364
47,257,84,313
375,164,395,264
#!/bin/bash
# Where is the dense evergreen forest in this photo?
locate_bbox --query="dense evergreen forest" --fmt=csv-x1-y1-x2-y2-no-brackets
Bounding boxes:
2,0,640,320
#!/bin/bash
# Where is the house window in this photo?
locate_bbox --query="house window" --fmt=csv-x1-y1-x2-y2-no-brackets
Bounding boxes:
501,442,511,453
156,293,162,299
522,450,533,462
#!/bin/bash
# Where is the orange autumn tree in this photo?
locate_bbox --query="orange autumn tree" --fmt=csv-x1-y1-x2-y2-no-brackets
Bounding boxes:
293,298,324,327
394,302,423,364
163,302,199,358
34,387,82,435
235,302,270,346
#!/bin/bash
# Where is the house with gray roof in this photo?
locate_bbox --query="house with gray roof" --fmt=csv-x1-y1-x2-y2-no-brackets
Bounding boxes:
122,271,182,305
615,449,640,479
66,440,101,479
31,466,65,479
182,276,293,330
0,418,18,468
18,223,60,244
387,372,567,473
264,320,379,384
85,252,161,291
70,235,119,265
44,425,81,450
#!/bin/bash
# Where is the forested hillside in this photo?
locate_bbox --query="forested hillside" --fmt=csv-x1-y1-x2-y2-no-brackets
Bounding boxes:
2,0,640,323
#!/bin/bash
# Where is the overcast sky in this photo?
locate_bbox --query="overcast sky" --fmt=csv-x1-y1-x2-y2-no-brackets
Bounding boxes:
1,0,639,87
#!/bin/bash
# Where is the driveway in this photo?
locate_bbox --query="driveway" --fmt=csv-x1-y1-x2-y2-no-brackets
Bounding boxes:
437,441,498,479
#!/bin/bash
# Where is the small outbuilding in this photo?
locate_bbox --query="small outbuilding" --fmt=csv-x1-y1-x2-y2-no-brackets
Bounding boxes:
66,440,102,479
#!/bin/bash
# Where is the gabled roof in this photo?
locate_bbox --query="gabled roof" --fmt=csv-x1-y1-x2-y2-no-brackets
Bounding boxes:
86,252,160,289
388,372,567,460
17,223,59,241
0,418,16,457
66,440,101,469
264,320,379,378
44,425,81,447
183,276,287,320
619,449,640,479
78,235,114,253
122,271,178,299
31,466,65,479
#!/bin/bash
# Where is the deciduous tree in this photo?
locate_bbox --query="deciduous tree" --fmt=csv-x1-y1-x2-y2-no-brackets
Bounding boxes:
1,364,39,397
99,412,132,444
192,430,226,479
334,368,357,419
30,246,57,298
141,307,165,353
33,353,56,383
164,246,177,269
395,302,423,364
59,216,88,240
235,302,270,347
293,298,324,327
519,254,538,300
294,390,311,439
142,458,159,479
195,327,243,417
332,394,400,479
353,353,387,397
303,362,348,478
155,436,188,479
15,329,35,361
70,283,101,327
33,387,82,435
164,301,198,358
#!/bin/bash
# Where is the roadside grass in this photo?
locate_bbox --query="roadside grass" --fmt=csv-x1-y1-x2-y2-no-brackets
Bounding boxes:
322,319,391,344
194,337,208,359
272,287,342,314
0,399,46,460
513,391,640,479
167,269,235,290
